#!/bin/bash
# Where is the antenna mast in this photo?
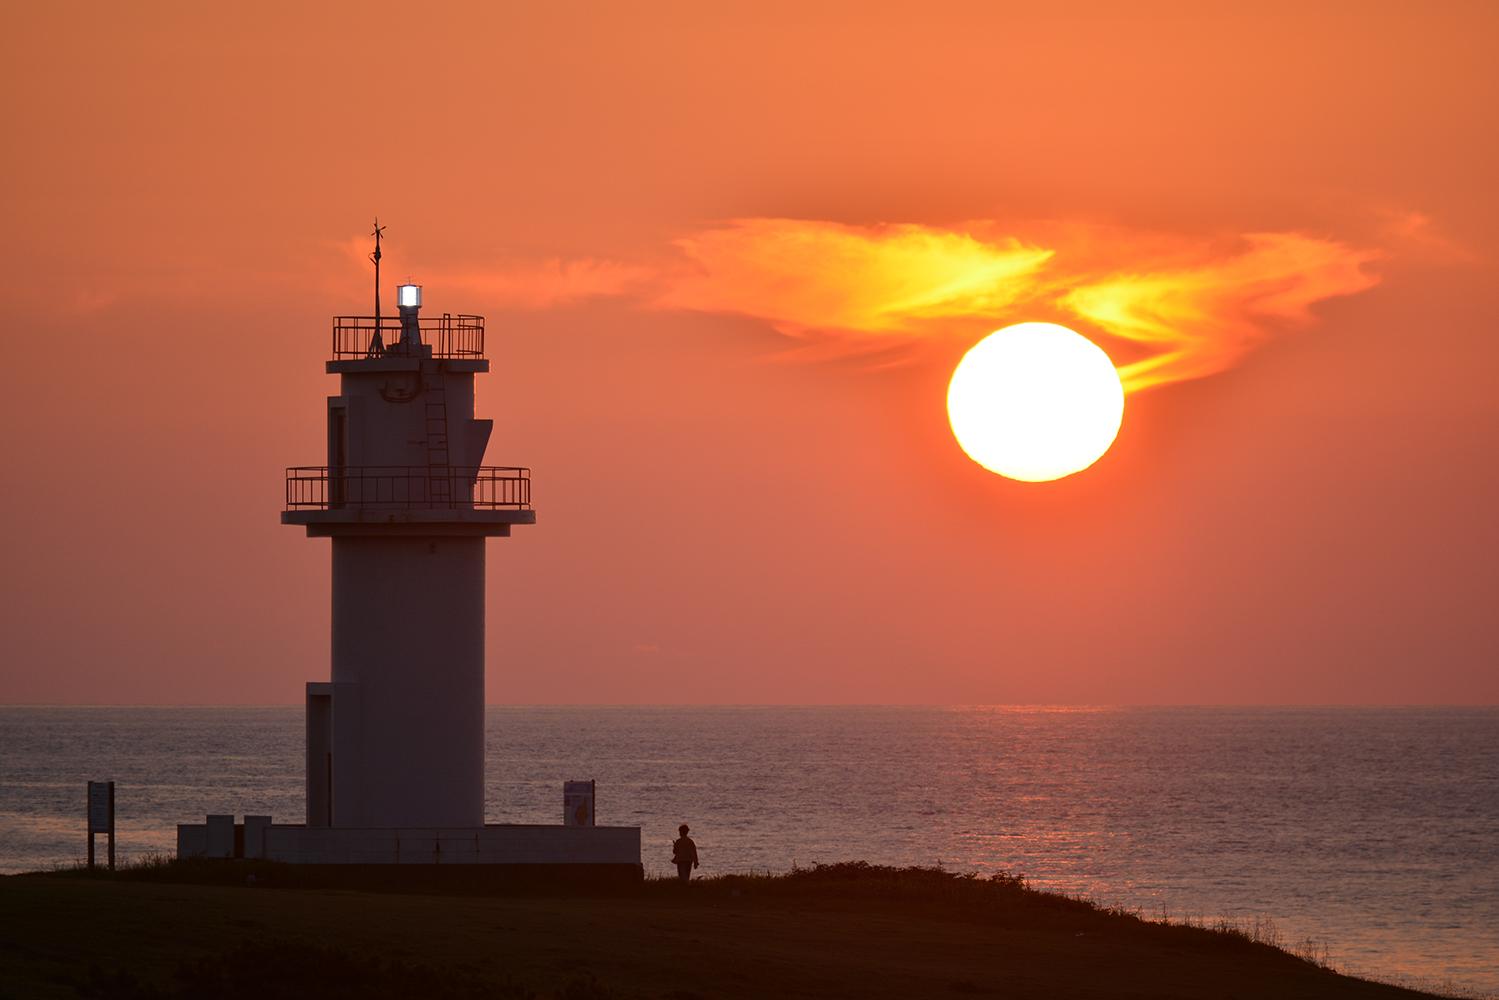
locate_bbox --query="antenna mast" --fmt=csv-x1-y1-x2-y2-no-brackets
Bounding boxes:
369,218,387,356
371,218,387,320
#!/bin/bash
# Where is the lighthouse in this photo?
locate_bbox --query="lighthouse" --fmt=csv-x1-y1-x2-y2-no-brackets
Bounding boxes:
280,245,531,829
175,224,640,872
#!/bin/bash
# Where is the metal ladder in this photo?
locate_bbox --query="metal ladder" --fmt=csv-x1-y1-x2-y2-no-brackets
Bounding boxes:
424,377,452,508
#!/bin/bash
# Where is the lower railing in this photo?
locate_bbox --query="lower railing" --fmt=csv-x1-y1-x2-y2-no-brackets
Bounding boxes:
285,466,531,510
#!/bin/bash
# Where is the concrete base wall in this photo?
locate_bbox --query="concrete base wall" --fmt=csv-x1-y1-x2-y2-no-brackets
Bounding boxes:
178,823,640,866
177,823,207,858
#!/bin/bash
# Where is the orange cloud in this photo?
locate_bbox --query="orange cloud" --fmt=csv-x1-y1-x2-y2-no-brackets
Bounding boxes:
660,219,1053,338
333,237,651,309
382,218,1382,392
1060,232,1381,391
653,219,1381,392
439,258,653,309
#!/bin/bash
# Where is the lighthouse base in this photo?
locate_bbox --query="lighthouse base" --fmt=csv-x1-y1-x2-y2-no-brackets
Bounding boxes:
176,821,641,868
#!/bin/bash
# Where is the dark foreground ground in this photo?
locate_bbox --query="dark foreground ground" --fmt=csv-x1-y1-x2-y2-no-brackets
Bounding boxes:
0,862,1445,1000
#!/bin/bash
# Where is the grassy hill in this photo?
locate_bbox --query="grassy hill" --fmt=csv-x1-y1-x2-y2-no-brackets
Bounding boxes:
0,861,1447,999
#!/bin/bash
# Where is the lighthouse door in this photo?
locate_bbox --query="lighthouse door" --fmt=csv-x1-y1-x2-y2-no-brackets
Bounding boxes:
306,686,333,827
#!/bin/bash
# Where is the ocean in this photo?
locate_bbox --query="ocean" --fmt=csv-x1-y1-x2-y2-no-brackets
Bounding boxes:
1,706,1495,995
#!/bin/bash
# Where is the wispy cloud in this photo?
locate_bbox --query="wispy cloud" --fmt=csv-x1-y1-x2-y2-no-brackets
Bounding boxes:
651,219,1381,391
440,258,653,309
1061,232,1380,391
333,238,652,309
660,219,1053,337
400,217,1384,393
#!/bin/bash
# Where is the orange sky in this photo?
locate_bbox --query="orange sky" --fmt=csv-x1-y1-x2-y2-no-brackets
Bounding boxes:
1,3,1495,704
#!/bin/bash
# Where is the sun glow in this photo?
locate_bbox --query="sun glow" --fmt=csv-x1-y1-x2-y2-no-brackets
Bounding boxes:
947,323,1124,482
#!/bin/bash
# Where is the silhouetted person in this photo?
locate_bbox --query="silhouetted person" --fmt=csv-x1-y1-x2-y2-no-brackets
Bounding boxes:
672,824,699,882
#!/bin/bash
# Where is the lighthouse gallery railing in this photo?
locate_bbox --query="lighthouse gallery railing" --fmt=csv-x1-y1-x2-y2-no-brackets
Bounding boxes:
331,314,485,360
285,466,531,510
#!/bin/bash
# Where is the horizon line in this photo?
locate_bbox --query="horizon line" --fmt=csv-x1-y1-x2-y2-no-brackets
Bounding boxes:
2,701,1495,710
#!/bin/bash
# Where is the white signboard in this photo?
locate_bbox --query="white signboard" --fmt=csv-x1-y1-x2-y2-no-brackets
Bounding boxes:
87,781,112,832
563,780,595,827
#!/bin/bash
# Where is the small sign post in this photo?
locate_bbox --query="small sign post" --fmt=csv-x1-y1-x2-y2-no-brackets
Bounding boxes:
563,780,596,827
87,781,115,870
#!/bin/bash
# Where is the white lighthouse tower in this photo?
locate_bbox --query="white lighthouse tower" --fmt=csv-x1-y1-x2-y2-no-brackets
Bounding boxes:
280,235,529,829
176,224,639,872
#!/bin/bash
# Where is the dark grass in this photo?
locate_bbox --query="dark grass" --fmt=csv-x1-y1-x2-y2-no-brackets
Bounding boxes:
71,856,1337,962
2,859,1460,1000
71,939,563,1000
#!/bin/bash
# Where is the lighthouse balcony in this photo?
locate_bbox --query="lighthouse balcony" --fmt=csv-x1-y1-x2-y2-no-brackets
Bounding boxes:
329,314,487,370
282,466,534,535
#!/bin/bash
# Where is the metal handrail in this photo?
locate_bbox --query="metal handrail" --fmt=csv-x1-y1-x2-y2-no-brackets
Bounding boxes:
331,314,485,360
286,466,530,510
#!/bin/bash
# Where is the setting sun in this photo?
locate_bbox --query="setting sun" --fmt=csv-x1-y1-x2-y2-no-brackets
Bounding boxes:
947,322,1125,482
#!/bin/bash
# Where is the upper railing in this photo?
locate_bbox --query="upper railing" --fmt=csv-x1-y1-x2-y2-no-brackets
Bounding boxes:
332,314,485,361
286,466,530,511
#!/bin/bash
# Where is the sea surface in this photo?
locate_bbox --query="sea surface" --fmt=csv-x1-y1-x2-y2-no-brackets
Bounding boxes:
1,706,1495,995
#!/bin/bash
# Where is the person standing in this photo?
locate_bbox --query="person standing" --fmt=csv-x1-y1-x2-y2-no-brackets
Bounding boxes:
672,823,699,882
